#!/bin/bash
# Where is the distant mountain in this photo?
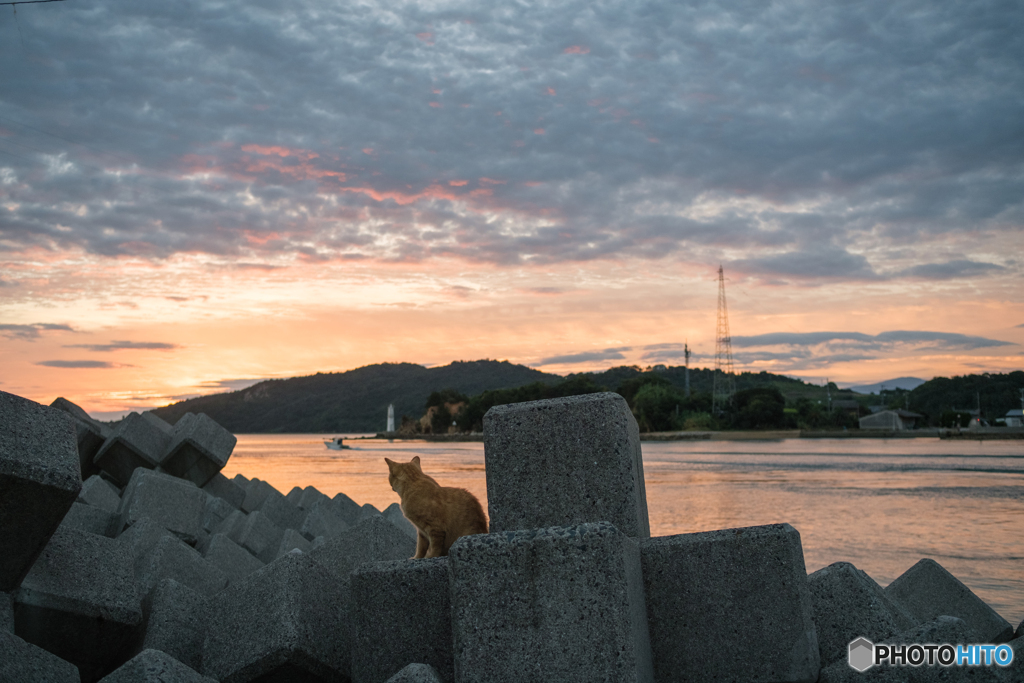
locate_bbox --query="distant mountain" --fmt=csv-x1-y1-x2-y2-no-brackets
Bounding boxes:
843,377,926,395
149,360,561,433
148,358,881,434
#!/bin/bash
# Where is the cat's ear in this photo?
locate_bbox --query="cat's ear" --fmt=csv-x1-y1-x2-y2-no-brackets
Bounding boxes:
384,457,395,472
411,455,421,470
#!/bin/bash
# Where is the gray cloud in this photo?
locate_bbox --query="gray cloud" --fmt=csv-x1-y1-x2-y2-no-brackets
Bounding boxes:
35,360,120,368
539,347,632,365
899,260,1005,280
64,341,179,352
732,330,1013,351
197,378,270,392
0,0,1022,281
0,323,75,341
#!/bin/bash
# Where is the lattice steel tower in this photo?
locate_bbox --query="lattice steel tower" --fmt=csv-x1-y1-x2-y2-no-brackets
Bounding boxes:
712,265,736,415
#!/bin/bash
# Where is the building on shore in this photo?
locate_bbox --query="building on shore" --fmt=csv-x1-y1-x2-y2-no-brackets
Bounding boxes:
859,409,923,431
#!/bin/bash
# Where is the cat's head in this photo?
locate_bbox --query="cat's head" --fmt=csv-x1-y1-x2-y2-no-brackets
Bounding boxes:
384,455,422,492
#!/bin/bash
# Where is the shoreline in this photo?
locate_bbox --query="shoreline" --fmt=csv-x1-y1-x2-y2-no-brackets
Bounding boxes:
363,427,1024,442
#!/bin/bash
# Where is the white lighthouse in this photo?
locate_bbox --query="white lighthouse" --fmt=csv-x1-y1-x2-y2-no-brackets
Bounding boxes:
387,403,395,433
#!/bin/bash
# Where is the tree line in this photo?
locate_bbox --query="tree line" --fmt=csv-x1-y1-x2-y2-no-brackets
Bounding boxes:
406,369,1024,433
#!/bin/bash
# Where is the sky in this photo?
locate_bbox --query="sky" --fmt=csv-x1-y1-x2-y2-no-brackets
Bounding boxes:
1,0,1022,419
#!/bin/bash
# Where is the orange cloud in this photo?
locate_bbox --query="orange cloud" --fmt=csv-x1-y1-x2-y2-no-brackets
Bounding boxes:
242,158,347,183
563,46,590,54
241,144,319,160
449,180,468,186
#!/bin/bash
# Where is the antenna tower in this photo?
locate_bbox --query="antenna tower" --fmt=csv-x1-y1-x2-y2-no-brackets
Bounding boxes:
712,265,736,415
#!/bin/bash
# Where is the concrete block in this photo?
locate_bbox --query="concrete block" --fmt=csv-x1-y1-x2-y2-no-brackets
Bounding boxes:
202,533,265,585
93,412,171,487
213,508,247,542
1,629,81,683
809,561,919,667
61,501,119,537
351,557,452,683
300,497,352,541
141,411,174,436
383,502,417,540
79,474,122,513
13,525,142,681
201,472,245,509
309,515,417,583
258,488,308,531
360,502,383,520
232,473,249,487
1017,619,1023,639
202,551,351,682
884,558,1015,643
333,491,363,525
286,485,304,503
1,590,12,633
298,486,330,511
276,528,312,558
0,391,82,592
119,516,177,567
1003,636,1022,681
240,478,279,514
817,615,982,683
483,392,650,537
201,493,236,534
201,494,235,538
51,396,110,481
138,578,207,673
385,663,444,683
135,534,228,599
118,468,205,546
449,522,653,683
99,648,216,682
161,412,236,488
640,523,819,683
236,510,285,564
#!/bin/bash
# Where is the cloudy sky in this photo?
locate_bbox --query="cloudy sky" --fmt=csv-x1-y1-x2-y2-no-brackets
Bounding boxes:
2,0,1022,418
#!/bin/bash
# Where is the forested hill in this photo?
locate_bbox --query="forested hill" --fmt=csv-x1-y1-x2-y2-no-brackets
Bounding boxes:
149,360,561,433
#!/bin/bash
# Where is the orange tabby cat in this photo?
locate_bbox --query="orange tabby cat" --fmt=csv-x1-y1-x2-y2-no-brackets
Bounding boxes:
385,455,488,558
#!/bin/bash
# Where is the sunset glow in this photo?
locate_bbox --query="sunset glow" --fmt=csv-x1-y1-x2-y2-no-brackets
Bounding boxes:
1,0,1021,419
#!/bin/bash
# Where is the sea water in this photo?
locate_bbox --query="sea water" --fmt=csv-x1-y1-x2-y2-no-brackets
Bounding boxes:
221,435,1024,624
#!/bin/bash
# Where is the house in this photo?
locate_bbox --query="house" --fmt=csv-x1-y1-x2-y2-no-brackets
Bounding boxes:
859,409,923,431
1004,409,1024,428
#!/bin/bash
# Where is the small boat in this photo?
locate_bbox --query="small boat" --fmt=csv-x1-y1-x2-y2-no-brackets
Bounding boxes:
324,437,350,450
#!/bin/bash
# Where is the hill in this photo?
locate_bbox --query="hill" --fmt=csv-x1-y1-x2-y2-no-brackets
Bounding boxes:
150,360,561,433
150,358,914,434
844,377,926,394
907,371,1024,425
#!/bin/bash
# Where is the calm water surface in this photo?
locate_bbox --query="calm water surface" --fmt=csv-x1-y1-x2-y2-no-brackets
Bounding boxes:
222,435,1024,624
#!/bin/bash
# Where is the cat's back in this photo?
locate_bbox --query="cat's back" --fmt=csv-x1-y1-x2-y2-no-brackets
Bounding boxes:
441,485,488,535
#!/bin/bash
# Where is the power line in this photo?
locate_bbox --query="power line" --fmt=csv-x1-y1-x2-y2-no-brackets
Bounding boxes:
0,0,66,5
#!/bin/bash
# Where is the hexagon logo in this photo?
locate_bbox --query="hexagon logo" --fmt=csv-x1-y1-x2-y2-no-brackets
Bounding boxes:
848,637,875,672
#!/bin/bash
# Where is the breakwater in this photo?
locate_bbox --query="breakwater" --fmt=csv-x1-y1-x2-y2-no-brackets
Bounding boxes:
2,390,1022,682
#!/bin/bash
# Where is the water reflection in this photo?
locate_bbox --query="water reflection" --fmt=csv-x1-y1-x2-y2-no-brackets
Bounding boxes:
221,435,1023,621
